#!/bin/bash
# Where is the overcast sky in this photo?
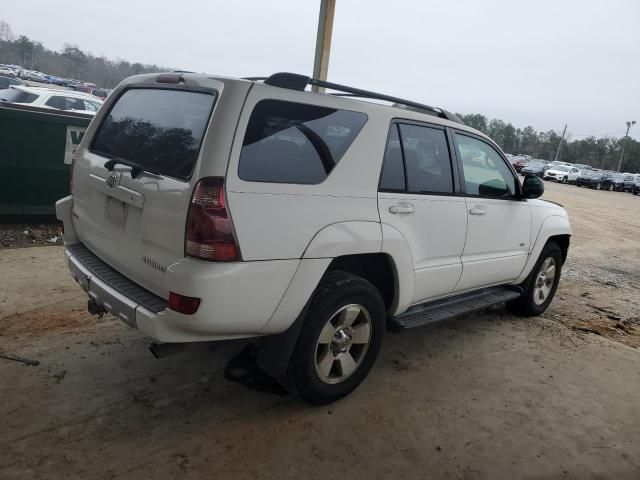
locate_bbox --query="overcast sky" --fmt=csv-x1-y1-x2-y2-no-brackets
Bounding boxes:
4,0,639,139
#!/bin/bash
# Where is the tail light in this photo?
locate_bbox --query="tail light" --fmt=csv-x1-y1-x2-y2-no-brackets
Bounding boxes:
185,177,241,262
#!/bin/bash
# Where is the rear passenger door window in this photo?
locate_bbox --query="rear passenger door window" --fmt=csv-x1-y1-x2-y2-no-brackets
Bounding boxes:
239,100,367,184
379,122,454,195
454,133,516,198
399,124,453,194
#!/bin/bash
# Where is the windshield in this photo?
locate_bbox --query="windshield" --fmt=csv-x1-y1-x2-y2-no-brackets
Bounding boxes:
526,162,544,168
554,165,570,172
91,88,216,181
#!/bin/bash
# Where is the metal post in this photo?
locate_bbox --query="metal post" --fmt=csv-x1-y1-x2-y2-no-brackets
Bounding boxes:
553,124,567,163
312,0,336,93
617,120,636,172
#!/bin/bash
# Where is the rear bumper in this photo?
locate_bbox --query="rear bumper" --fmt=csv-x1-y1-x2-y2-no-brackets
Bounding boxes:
56,196,300,343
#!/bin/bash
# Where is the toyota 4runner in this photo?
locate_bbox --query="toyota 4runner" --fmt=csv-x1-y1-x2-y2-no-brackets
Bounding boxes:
56,72,571,404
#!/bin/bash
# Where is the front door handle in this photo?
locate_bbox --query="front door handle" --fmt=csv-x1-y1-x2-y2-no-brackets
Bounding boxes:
389,203,415,214
469,205,487,216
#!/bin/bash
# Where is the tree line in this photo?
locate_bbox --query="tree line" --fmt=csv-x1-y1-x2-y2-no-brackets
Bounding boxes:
456,113,639,173
1,20,638,173
0,20,166,88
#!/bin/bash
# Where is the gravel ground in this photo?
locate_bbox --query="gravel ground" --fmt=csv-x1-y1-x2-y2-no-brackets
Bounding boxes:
1,181,639,479
0,218,63,248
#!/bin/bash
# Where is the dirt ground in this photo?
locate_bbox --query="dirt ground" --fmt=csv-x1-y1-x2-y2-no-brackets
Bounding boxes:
1,181,639,480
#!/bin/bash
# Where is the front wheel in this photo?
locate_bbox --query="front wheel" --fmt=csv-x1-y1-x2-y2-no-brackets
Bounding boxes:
562,176,568,184
508,242,563,317
285,271,385,405
596,183,601,190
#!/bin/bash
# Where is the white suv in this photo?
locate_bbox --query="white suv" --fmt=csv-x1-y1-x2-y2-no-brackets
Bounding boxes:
56,72,571,404
0,85,103,114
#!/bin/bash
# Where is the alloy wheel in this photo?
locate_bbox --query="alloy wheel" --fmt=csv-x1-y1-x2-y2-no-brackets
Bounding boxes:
533,257,556,306
314,304,372,384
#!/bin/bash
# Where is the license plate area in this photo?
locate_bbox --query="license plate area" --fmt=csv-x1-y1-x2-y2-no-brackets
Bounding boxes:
105,196,128,228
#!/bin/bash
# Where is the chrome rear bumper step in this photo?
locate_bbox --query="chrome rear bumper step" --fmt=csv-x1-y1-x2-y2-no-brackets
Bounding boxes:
389,286,522,331
68,242,167,314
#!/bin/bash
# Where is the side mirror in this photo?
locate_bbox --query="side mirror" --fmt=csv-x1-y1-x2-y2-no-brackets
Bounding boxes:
522,174,544,199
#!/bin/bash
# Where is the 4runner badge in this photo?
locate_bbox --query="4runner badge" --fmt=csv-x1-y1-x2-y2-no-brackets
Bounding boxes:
106,172,120,188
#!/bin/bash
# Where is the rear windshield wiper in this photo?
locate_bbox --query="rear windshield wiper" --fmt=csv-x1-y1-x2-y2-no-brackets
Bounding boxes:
103,157,159,179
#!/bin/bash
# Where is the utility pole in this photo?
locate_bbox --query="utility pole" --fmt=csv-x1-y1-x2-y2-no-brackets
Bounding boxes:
554,124,567,163
312,0,336,92
617,120,636,172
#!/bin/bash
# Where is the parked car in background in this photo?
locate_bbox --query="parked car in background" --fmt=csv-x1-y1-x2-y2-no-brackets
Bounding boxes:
544,165,580,184
0,65,17,77
89,88,108,100
69,84,95,93
611,173,627,191
622,175,640,192
509,156,529,172
45,75,73,86
520,160,547,177
0,85,103,114
633,181,640,195
572,164,591,170
22,70,48,82
541,160,571,175
0,75,24,89
576,170,613,190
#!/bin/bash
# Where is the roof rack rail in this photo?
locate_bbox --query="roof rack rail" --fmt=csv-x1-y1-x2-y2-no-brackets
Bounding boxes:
252,72,461,124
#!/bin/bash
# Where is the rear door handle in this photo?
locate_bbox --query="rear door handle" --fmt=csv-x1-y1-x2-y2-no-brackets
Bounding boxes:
469,205,487,216
389,203,415,214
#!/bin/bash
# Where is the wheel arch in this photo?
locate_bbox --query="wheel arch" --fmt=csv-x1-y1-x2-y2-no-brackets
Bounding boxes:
515,215,571,284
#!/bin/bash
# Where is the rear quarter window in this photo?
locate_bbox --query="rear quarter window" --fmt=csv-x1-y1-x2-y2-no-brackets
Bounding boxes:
239,99,367,184
0,89,38,104
91,88,216,181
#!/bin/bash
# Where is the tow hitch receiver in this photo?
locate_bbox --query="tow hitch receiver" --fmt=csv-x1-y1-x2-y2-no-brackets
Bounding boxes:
87,298,106,317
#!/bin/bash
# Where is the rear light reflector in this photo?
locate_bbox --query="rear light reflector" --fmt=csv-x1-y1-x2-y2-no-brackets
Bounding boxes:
168,292,201,315
185,177,241,262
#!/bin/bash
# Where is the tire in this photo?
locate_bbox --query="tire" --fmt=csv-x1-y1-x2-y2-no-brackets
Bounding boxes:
608,184,613,191
562,176,568,184
284,271,386,405
596,183,601,190
507,242,563,317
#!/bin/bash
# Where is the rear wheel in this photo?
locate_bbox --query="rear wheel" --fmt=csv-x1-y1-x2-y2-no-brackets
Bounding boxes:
508,242,563,317
285,271,385,405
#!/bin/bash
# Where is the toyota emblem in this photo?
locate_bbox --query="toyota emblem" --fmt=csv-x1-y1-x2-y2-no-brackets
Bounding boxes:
106,172,119,188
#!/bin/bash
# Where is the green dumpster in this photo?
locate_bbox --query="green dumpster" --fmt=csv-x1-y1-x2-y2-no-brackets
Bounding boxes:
0,104,92,215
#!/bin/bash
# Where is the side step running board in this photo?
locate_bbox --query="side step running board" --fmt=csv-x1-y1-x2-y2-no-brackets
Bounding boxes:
389,286,522,331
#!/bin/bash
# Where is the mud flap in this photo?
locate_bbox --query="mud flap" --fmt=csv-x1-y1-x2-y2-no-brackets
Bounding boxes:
256,300,311,379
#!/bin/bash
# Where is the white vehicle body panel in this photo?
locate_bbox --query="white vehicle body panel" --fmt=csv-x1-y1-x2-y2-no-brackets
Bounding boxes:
378,192,467,303
457,197,531,291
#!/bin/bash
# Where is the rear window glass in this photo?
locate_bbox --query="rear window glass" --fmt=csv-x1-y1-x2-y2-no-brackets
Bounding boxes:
0,88,38,104
91,88,215,180
239,99,367,184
